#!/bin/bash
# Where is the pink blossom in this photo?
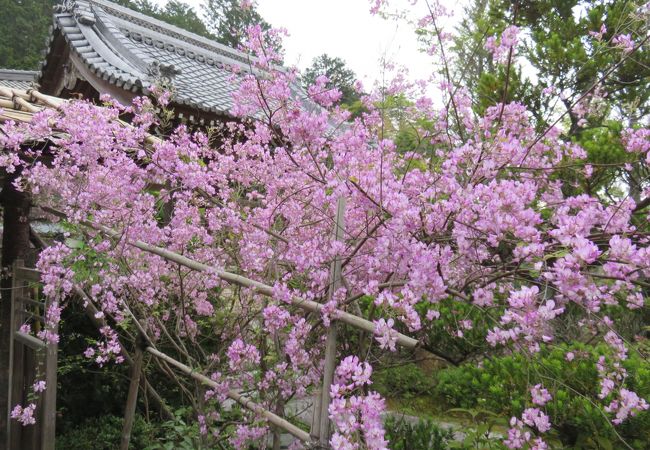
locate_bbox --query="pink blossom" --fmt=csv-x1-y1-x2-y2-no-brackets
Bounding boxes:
486,25,520,63
589,23,607,41
11,403,36,426
230,424,267,449
2,13,650,441
531,384,552,406
605,389,649,425
226,339,261,371
522,408,552,433
613,34,634,53
374,318,398,351
263,304,291,333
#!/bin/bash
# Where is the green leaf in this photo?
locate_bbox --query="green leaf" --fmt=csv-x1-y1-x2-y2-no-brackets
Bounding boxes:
596,436,614,450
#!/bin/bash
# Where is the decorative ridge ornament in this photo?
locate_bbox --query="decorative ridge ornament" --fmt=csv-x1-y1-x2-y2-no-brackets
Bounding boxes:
146,61,181,85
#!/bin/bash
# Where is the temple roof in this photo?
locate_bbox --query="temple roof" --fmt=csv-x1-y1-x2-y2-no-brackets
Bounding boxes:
0,70,38,90
39,0,258,118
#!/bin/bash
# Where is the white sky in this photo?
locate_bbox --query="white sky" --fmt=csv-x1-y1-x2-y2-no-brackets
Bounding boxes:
156,0,467,85
256,0,441,84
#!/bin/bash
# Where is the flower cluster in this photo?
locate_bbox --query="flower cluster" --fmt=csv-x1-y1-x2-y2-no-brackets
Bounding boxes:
485,25,520,63
328,356,388,450
505,387,553,449
10,403,36,426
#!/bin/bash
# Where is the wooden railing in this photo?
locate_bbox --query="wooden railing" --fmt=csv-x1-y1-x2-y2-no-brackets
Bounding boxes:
7,261,57,450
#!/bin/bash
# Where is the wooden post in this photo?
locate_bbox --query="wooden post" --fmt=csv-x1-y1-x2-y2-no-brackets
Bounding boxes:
312,197,346,445
120,342,144,450
23,345,38,450
8,260,26,450
1,169,32,449
7,261,57,450
41,289,58,450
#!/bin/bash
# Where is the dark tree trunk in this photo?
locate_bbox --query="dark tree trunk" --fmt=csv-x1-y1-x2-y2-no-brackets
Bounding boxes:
0,171,32,449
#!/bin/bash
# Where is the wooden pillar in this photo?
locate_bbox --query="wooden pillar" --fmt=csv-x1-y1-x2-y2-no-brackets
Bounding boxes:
8,261,26,450
1,171,32,449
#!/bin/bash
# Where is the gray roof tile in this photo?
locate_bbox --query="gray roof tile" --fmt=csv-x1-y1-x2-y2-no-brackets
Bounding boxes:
0,70,38,90
41,0,263,116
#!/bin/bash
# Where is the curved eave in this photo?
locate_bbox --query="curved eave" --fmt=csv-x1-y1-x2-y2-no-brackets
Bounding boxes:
44,10,147,95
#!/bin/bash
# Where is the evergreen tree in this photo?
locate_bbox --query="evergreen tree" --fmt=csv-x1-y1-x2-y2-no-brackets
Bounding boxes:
0,0,56,70
114,0,214,39
158,0,213,38
203,0,272,49
302,54,361,106
453,0,650,130
451,0,650,205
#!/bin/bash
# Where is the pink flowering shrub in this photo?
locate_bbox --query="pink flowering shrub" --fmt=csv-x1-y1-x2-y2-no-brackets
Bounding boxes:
1,2,649,447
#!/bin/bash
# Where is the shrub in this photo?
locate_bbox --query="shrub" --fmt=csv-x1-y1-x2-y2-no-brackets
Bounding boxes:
384,416,454,450
142,407,203,450
56,414,156,450
374,363,436,400
433,343,650,449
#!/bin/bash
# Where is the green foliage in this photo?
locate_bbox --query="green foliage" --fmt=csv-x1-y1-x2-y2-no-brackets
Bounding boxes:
384,416,455,450
445,408,508,449
372,93,439,157
418,298,502,365
0,0,56,70
56,409,225,450
155,0,213,39
433,343,650,448
113,0,214,39
474,66,541,120
203,0,274,50
450,0,498,98
451,0,650,211
0,0,215,71
516,0,650,122
56,414,156,450
453,0,650,131
392,114,439,157
374,363,435,400
143,407,202,450
303,54,361,106
577,121,626,165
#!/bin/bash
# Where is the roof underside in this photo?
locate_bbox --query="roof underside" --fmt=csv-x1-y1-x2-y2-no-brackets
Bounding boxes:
39,0,255,116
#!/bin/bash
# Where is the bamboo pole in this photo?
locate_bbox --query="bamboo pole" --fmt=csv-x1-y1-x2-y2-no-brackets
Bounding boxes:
12,96,42,113
0,87,42,113
39,206,420,350
0,87,31,101
144,347,311,443
312,197,346,444
42,296,58,450
0,110,36,124
27,90,65,109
